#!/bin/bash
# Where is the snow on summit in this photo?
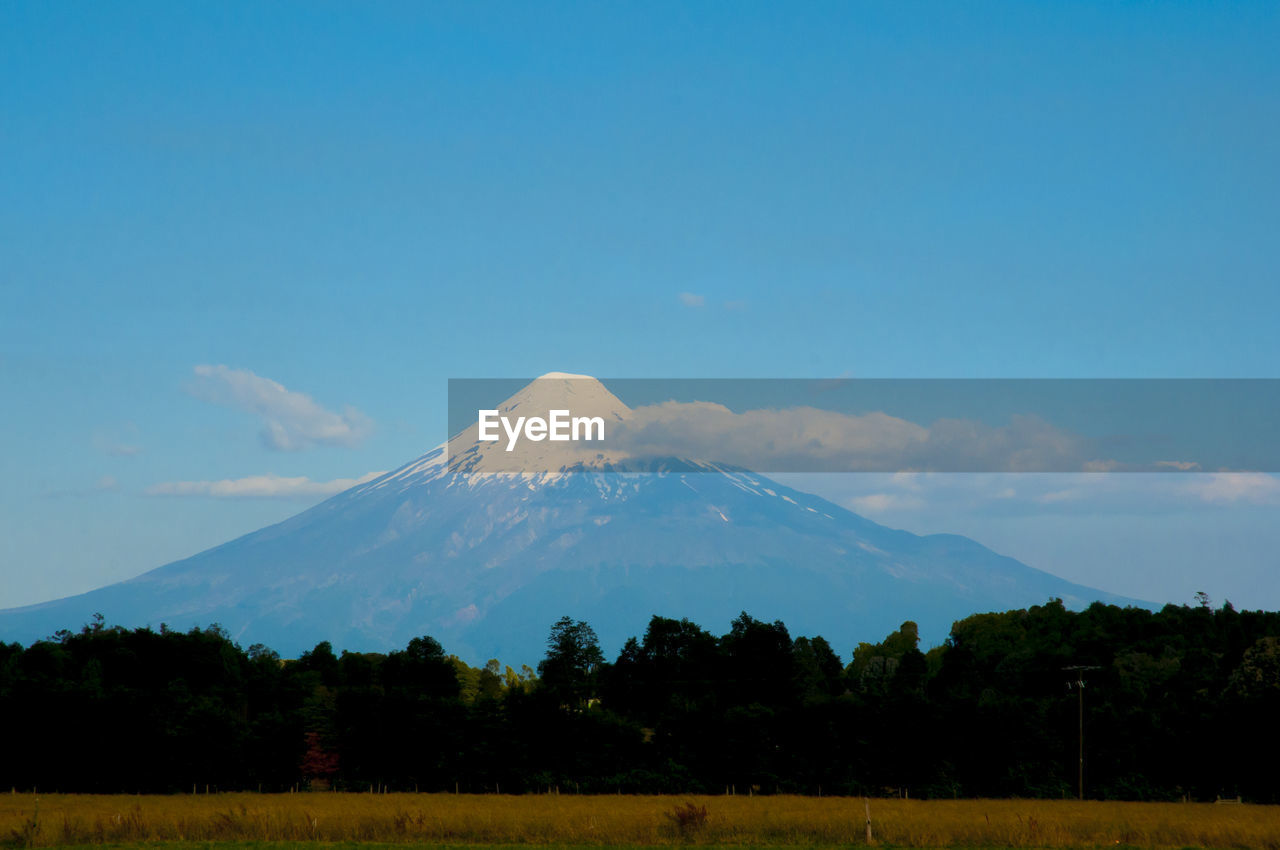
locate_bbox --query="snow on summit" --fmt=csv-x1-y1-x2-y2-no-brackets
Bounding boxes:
446,373,633,474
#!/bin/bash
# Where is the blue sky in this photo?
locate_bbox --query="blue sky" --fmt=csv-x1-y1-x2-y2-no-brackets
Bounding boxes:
3,2,1278,613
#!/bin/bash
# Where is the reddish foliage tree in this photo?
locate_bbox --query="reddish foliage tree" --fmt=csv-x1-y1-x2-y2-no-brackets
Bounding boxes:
300,731,339,786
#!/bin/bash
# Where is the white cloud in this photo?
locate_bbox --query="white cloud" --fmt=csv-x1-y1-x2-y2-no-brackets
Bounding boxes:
612,402,1095,473
617,401,929,469
773,472,1280,522
678,292,706,307
188,365,373,451
145,471,385,501
848,492,927,513
1156,460,1201,471
1188,473,1280,504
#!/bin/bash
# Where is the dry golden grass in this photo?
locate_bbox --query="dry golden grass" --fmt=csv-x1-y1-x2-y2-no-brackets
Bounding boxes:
2,792,1279,848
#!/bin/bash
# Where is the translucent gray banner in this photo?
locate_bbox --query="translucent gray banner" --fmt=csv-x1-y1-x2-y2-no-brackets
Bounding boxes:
446,376,1280,474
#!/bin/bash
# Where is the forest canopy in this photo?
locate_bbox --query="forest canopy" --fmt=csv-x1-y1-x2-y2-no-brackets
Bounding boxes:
1,599,1277,801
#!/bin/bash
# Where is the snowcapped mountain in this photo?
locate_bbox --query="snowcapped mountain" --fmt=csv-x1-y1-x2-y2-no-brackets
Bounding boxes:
0,374,1143,662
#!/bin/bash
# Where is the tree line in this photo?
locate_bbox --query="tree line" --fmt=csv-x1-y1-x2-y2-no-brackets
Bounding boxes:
1,597,1278,800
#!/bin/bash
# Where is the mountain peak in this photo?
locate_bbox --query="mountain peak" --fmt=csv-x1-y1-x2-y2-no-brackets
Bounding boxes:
444,374,632,474
0,369,1145,662
500,373,629,416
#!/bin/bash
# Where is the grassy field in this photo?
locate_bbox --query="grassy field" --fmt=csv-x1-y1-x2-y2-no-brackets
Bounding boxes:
3,793,1278,849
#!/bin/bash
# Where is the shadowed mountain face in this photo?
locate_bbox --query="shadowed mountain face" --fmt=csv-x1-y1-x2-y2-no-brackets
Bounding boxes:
0,376,1144,662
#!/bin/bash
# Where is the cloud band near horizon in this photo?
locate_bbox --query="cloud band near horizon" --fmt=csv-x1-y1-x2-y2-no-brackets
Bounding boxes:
145,471,385,500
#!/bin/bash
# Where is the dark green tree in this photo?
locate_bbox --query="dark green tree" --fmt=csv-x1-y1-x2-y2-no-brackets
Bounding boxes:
538,616,604,709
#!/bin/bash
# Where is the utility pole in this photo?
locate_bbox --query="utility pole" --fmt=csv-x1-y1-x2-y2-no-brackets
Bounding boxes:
1064,665,1100,800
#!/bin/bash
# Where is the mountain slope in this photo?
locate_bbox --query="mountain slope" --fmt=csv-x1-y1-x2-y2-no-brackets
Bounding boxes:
0,376,1145,661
